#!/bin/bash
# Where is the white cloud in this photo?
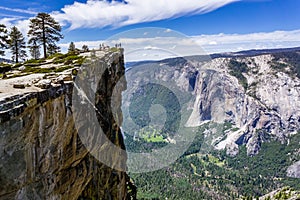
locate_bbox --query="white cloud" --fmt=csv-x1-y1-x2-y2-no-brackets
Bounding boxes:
193,30,300,45
0,17,17,26
0,6,37,15
0,17,31,60
192,29,300,53
144,45,159,50
0,17,30,37
209,41,218,45
170,45,177,50
53,0,239,30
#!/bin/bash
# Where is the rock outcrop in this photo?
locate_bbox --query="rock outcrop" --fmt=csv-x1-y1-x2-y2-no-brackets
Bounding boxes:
0,50,132,199
287,161,300,178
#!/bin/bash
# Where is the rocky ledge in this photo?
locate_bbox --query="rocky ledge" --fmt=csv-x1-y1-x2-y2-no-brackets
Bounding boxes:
0,81,73,124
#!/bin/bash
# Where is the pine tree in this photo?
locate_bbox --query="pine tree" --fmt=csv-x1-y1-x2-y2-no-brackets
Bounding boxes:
8,26,27,63
0,24,8,56
68,42,76,54
82,44,89,52
29,40,40,59
47,43,60,56
28,12,63,58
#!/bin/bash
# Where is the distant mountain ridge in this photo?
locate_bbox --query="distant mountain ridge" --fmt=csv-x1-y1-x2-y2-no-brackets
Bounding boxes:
125,46,300,68
210,46,300,58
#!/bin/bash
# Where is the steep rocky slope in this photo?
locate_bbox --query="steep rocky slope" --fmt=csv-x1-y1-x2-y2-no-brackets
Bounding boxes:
259,187,300,200
0,50,131,199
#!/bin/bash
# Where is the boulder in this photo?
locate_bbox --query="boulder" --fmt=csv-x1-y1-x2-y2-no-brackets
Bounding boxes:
13,83,25,89
287,161,300,178
18,66,25,71
34,79,52,89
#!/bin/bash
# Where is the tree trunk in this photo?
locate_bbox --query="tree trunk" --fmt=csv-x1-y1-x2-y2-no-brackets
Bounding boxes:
42,18,47,59
15,41,18,63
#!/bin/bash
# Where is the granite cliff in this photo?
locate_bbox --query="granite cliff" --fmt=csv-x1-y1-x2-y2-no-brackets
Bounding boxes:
186,53,300,157
0,50,133,199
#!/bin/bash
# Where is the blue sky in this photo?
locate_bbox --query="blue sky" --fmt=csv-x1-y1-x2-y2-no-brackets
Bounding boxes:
1,0,300,60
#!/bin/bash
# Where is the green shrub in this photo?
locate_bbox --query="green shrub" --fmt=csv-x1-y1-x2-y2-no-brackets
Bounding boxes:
74,57,86,66
24,59,46,64
231,127,239,132
110,47,119,52
53,54,84,65
47,53,64,59
228,59,249,73
72,69,78,76
23,66,54,73
53,59,65,64
0,63,12,67
54,65,74,73
271,51,300,79
13,63,23,68
223,121,233,131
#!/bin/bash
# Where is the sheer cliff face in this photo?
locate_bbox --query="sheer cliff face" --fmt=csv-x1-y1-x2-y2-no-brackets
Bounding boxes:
0,51,129,199
187,55,300,156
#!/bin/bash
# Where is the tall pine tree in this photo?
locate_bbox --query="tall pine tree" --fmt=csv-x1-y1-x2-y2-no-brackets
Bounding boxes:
68,42,76,54
8,26,27,63
0,24,8,56
28,13,63,58
29,40,41,60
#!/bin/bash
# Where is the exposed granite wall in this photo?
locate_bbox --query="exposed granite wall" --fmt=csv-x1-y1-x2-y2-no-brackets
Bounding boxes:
0,51,131,200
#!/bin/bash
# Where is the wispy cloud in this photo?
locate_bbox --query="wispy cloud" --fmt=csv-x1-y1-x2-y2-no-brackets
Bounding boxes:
0,6,37,15
53,0,239,30
0,6,36,35
0,13,25,18
193,30,300,45
193,29,300,53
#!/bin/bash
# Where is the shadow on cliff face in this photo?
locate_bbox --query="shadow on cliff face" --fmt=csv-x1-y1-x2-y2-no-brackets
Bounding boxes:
72,52,137,199
72,53,128,172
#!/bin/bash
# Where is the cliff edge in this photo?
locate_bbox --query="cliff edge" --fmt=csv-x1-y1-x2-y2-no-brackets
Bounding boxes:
0,49,133,199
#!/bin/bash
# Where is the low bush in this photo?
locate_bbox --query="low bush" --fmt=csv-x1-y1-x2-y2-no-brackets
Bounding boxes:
24,59,46,64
